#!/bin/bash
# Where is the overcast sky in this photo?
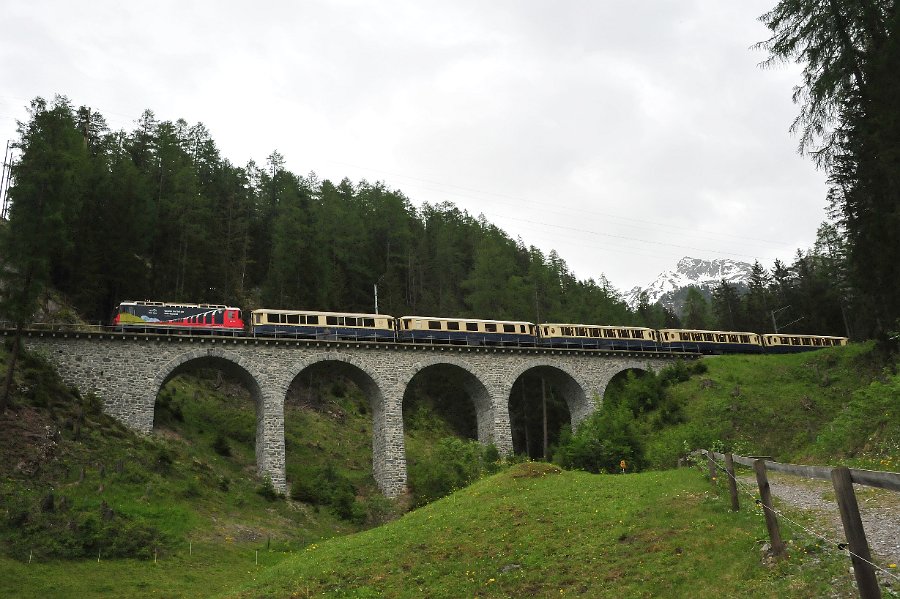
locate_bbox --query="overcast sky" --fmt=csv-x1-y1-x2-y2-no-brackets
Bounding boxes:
0,0,828,293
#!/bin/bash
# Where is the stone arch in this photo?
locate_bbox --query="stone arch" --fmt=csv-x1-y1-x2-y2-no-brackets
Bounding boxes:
505,359,595,426
399,355,498,446
596,361,661,404
282,352,403,498
150,347,285,491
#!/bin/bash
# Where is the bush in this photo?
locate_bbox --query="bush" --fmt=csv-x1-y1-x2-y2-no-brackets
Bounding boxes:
408,438,503,507
256,476,282,502
555,402,643,473
3,497,163,560
289,463,362,521
211,434,231,457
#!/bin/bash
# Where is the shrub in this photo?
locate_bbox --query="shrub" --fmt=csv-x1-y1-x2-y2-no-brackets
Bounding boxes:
256,476,282,502
408,438,503,507
211,434,231,457
289,463,362,521
555,401,643,473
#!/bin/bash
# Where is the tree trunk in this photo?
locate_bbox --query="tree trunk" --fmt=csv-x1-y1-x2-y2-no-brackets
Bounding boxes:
1,324,22,412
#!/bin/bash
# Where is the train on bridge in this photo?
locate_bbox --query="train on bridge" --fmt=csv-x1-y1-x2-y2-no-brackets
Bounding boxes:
112,300,848,355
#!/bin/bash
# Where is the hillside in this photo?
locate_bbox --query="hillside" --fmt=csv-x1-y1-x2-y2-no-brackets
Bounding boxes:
636,341,899,470
229,462,857,598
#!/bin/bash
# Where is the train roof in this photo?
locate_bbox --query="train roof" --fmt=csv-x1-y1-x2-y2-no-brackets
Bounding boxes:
761,332,848,339
658,328,760,336
251,308,393,319
119,300,238,309
399,315,535,325
541,322,654,330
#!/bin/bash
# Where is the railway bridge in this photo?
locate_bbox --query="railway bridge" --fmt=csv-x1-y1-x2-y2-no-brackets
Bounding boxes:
9,329,687,497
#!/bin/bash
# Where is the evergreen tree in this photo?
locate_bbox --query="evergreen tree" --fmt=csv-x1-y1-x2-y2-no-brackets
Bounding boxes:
711,280,744,331
744,261,771,332
681,286,710,329
1,96,86,408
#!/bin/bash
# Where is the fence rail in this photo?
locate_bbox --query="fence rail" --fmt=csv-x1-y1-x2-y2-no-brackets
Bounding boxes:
710,451,900,492
699,449,899,599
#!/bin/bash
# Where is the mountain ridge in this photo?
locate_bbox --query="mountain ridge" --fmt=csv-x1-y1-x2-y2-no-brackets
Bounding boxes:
625,256,753,315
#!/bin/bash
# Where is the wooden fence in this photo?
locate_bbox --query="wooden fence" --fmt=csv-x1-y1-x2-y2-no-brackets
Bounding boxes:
701,450,900,599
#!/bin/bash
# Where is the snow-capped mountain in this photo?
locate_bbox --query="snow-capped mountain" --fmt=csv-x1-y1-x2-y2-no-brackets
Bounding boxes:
625,257,753,314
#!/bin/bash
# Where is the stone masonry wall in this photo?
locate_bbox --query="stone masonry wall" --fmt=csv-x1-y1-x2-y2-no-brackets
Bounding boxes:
15,331,678,497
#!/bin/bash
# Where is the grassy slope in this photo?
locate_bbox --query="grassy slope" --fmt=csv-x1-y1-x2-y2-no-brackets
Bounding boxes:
230,462,855,599
644,342,899,469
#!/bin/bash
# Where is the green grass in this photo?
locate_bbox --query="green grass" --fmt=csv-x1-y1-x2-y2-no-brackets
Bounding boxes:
229,463,857,598
0,542,293,598
642,342,900,469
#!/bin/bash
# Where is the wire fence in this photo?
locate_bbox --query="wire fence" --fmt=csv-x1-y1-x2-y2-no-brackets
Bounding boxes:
699,449,899,599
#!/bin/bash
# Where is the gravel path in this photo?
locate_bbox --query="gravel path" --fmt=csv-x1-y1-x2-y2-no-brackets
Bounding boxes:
737,472,900,579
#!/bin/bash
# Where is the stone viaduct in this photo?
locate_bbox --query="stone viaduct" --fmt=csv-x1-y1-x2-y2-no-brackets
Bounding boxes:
11,329,686,497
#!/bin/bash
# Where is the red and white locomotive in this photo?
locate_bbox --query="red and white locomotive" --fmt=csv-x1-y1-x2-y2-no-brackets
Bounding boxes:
113,300,244,333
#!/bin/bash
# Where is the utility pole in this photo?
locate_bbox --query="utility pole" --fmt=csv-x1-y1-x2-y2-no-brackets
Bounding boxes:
770,305,795,334
541,375,548,460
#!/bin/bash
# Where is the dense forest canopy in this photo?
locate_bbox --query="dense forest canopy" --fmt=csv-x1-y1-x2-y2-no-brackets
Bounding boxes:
0,95,868,340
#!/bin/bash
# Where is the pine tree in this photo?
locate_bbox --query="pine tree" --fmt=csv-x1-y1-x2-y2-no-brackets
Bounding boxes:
1,96,86,408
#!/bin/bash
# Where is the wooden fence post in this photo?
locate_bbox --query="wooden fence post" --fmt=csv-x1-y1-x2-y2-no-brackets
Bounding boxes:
831,466,881,599
753,459,785,557
724,453,739,512
707,451,717,484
